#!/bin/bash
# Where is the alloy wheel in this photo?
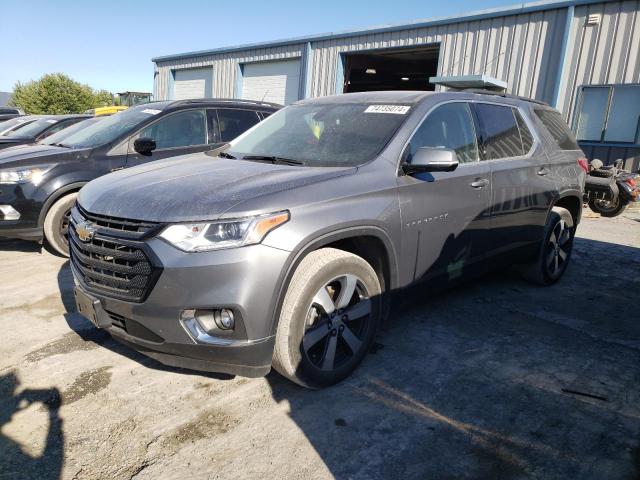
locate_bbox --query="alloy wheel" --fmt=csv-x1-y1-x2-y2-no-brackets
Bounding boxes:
545,219,572,277
302,274,372,371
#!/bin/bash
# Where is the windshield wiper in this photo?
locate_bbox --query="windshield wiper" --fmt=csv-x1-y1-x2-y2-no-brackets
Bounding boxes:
218,151,236,159
242,155,304,166
50,142,71,148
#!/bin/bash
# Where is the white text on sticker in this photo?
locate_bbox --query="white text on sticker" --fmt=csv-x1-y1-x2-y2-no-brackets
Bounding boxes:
365,105,410,114
141,109,162,115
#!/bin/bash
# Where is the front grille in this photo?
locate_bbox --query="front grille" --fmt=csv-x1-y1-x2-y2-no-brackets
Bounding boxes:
69,206,162,302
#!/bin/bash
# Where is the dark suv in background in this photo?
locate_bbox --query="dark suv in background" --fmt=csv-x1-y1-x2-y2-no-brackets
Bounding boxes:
0,115,91,150
0,99,279,255
71,91,586,388
0,107,24,122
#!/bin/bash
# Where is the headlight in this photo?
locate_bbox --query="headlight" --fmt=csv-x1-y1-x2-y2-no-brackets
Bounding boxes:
159,211,289,252
0,166,52,185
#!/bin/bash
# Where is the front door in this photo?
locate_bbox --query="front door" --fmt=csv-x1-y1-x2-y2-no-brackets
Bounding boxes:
125,109,214,168
397,101,492,285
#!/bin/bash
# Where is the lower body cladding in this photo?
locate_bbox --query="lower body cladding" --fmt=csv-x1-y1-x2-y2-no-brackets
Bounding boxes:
72,237,291,378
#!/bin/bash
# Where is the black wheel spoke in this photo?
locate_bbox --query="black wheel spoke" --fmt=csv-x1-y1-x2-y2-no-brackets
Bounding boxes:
340,324,362,354
321,334,338,370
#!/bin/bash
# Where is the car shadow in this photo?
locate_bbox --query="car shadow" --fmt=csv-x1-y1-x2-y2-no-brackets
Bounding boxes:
0,238,42,253
263,236,640,479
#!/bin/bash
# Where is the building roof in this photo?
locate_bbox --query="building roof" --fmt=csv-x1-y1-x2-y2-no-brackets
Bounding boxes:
152,0,613,63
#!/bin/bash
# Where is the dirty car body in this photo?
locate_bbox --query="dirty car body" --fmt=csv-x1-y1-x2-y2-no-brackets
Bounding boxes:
71,91,586,385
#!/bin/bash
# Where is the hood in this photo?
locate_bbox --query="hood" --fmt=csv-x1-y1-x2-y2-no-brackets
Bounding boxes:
0,144,77,169
79,154,356,222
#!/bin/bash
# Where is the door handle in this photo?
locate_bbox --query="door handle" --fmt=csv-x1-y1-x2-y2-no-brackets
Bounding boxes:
537,167,550,176
470,178,490,189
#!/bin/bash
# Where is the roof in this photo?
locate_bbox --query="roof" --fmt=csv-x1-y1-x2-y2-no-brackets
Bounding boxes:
429,75,508,91
152,0,612,63
165,98,282,110
295,91,434,105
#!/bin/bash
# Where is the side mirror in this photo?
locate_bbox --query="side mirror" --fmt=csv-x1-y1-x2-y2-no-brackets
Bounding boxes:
402,147,459,175
134,137,156,155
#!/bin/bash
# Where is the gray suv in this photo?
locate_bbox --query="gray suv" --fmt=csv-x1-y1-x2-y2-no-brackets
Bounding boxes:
71,91,586,388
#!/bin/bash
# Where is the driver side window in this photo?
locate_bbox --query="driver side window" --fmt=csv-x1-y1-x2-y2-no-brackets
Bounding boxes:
408,102,479,163
137,109,207,150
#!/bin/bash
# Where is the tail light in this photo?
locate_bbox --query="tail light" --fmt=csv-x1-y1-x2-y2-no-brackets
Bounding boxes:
577,158,589,173
626,177,636,188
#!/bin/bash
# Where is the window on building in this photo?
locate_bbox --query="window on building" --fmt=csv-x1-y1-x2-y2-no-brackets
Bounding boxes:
575,84,640,144
474,103,524,159
408,102,479,163
535,109,580,150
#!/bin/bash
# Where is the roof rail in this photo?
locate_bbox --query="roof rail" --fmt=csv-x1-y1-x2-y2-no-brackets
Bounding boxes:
170,98,283,108
463,89,550,106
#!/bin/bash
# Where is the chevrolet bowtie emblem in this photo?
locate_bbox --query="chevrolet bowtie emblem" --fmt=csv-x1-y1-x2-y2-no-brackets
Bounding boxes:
76,220,97,242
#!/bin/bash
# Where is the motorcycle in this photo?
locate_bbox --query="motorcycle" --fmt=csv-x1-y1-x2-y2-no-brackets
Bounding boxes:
584,159,640,217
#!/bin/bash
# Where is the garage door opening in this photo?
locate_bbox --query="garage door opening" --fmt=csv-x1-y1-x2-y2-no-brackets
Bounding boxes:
342,45,440,93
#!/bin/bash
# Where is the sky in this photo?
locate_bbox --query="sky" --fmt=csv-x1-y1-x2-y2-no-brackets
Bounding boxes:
0,0,520,94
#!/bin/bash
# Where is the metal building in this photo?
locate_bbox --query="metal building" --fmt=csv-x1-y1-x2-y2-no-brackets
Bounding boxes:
152,0,640,170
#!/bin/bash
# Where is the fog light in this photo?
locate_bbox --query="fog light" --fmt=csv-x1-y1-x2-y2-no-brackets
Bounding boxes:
217,309,235,330
0,205,20,220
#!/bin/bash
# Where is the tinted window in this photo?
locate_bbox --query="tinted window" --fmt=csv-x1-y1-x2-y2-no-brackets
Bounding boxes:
217,109,260,142
62,105,170,149
475,103,523,159
4,118,59,138
138,109,207,149
514,110,534,154
0,108,18,115
37,119,82,140
41,117,104,145
228,103,409,167
535,109,580,150
409,102,478,163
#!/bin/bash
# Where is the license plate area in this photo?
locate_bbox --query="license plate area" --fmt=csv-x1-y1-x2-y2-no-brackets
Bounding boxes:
74,287,111,328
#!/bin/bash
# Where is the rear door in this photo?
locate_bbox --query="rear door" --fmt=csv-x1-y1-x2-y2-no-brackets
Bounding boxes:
397,101,492,283
473,102,552,258
125,108,211,167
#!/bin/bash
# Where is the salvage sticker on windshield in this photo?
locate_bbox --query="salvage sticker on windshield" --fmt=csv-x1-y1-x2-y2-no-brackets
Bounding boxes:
141,108,162,115
365,105,410,114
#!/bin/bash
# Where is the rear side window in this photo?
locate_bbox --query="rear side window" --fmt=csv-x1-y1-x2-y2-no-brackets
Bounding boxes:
138,109,207,149
475,103,524,159
535,109,580,150
217,109,260,142
514,111,534,153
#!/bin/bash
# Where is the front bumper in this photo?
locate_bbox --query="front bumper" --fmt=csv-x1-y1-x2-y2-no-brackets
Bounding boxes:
0,183,43,241
72,237,291,377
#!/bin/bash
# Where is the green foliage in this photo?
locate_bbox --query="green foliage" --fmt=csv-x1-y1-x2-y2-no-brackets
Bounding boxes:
9,73,114,114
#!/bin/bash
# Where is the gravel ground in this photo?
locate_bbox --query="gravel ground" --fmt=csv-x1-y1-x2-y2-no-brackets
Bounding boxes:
1,206,639,480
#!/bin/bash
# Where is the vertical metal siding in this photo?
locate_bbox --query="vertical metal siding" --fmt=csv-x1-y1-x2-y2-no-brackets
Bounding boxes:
155,44,304,100
556,0,640,120
306,8,567,103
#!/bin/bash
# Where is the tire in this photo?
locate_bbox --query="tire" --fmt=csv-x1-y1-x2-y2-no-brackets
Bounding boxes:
272,248,382,389
43,193,77,257
520,206,575,286
588,197,628,217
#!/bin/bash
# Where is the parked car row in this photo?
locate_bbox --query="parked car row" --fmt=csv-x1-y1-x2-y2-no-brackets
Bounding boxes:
2,91,588,388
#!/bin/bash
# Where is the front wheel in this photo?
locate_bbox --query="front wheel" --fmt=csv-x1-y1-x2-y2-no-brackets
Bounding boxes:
520,206,575,285
588,197,628,217
272,248,382,389
43,193,77,257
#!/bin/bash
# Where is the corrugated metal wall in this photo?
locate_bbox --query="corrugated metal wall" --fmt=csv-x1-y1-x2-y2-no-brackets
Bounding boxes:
155,43,305,100
556,0,640,120
309,8,568,103
153,0,639,122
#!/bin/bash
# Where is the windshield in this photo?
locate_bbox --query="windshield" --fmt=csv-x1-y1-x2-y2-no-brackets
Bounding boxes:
61,106,164,148
41,117,104,145
228,103,411,167
4,118,58,137
0,117,34,134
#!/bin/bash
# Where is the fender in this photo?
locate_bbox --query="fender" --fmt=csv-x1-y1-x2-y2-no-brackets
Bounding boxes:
549,188,583,224
266,225,399,337
37,182,87,228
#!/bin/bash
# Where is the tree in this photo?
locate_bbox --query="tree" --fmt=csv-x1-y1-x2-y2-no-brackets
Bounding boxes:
9,73,113,114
